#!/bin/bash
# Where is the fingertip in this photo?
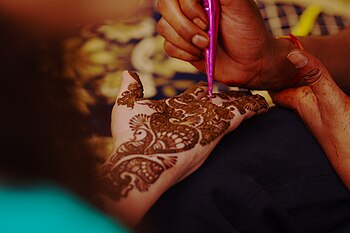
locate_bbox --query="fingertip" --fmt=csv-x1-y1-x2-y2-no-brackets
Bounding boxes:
120,70,131,85
160,0,208,45
164,41,204,61
193,17,208,30
192,34,209,49
121,70,140,85
118,70,144,98
287,49,325,85
287,49,343,104
157,17,204,56
180,0,208,28
287,49,309,69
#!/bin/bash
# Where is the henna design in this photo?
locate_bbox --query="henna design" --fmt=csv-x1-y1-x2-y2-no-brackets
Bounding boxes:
117,71,143,109
230,95,269,115
210,90,252,101
99,157,165,200
98,76,269,201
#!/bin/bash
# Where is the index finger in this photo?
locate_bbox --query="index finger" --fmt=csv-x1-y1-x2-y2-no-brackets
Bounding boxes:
179,0,208,30
157,0,209,48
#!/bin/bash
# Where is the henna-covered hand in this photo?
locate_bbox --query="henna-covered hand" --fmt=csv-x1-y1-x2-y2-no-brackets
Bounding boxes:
96,71,268,225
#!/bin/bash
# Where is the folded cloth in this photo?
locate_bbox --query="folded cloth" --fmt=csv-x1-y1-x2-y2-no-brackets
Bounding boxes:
138,107,350,233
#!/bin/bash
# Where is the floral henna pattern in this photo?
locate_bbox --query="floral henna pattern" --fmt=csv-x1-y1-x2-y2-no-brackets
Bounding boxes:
116,71,144,108
98,73,269,201
230,95,269,115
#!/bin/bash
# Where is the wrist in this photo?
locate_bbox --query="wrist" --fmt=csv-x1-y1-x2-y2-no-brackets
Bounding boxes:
262,37,300,90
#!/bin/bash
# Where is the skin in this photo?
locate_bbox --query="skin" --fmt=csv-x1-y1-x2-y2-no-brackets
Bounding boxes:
0,0,269,227
271,49,350,190
3,0,348,227
0,0,143,33
156,0,350,91
99,71,268,226
157,0,350,190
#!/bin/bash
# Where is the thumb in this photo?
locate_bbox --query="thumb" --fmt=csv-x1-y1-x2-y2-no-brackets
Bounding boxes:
287,49,346,111
116,70,144,108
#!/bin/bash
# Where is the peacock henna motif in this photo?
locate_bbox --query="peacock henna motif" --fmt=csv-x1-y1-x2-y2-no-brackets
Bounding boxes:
98,73,269,201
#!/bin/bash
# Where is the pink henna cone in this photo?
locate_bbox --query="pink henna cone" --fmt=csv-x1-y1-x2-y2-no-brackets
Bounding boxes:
202,0,219,99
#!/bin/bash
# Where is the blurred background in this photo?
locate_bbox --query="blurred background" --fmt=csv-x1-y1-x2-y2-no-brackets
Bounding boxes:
63,0,350,157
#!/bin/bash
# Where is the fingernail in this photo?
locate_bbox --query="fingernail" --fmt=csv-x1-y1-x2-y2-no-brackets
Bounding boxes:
193,18,207,30
287,51,308,68
192,34,209,49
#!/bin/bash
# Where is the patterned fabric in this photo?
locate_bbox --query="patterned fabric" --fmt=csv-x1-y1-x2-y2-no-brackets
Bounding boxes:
63,1,350,156
257,1,350,36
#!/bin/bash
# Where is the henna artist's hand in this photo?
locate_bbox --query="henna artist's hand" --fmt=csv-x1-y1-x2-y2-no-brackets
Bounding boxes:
97,71,269,226
271,49,350,190
156,0,295,90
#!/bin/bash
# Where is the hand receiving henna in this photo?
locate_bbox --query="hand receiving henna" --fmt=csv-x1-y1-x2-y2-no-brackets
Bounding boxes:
96,71,268,226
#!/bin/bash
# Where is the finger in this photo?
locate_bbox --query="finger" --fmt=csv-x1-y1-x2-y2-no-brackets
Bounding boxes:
179,0,208,30
270,87,316,113
183,81,209,99
287,49,347,112
227,94,269,118
209,90,253,106
157,0,209,49
116,71,144,107
157,17,203,57
269,89,297,110
164,41,203,62
190,60,206,73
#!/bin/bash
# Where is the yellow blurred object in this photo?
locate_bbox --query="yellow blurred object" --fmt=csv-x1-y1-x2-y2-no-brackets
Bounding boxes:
262,0,350,19
292,3,321,36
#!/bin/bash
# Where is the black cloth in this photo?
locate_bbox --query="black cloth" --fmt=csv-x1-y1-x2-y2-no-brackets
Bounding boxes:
137,107,350,233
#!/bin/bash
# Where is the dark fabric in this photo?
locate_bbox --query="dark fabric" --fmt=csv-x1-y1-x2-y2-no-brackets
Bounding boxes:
137,107,350,233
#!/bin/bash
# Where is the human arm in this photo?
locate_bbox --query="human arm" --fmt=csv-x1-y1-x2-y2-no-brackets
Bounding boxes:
271,49,350,190
298,29,350,91
156,0,350,92
0,0,144,30
95,71,269,227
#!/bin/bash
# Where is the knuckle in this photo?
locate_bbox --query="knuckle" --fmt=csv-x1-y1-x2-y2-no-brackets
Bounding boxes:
303,66,324,83
163,41,176,56
180,0,195,14
164,46,186,61
156,19,165,35
178,24,192,39
164,41,200,62
186,55,201,62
